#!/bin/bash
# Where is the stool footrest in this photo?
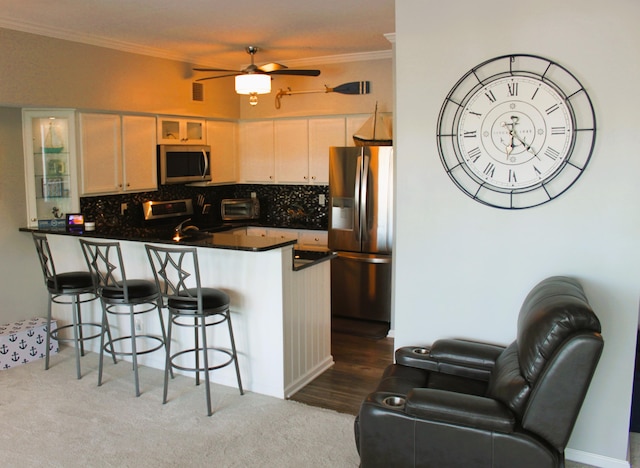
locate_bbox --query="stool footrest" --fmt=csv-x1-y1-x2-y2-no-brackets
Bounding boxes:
169,347,235,373
104,335,165,357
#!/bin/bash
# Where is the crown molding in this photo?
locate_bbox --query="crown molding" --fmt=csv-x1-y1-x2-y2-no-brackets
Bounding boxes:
0,19,394,67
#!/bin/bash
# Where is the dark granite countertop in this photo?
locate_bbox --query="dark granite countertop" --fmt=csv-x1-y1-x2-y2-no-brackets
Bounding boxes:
20,225,335,271
19,225,296,252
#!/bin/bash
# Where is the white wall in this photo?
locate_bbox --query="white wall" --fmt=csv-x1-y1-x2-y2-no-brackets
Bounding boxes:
394,0,640,466
0,107,49,323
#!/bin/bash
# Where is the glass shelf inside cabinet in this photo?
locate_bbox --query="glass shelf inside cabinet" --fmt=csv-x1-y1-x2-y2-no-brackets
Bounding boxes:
31,116,73,217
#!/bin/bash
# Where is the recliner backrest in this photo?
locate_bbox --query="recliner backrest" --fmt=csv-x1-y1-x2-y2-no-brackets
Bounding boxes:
487,276,603,450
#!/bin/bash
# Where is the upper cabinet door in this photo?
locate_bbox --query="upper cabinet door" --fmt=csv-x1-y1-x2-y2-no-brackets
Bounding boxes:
122,115,157,192
79,113,122,195
207,120,237,184
239,121,274,183
157,117,205,144
309,117,346,185
22,109,80,227
275,119,309,184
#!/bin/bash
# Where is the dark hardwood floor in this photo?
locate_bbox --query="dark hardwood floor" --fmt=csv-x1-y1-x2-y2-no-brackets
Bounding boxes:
289,328,394,415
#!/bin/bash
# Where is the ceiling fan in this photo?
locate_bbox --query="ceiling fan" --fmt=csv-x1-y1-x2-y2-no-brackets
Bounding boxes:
193,46,321,82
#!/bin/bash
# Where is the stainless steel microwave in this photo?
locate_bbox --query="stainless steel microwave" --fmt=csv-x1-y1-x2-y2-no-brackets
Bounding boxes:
157,144,211,184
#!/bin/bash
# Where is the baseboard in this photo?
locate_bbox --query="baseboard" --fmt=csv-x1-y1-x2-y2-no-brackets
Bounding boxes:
284,356,334,399
566,447,629,468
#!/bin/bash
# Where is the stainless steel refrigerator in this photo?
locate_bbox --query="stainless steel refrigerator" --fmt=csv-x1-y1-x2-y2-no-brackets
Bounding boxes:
328,146,393,323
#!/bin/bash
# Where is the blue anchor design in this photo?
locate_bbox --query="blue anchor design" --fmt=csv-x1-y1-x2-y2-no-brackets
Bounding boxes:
2,363,9,369
19,339,27,350
11,352,19,362
0,344,8,354
9,334,17,342
29,346,37,357
36,334,44,344
27,329,35,337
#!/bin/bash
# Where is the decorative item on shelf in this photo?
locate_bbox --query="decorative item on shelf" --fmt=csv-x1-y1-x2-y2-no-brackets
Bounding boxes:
353,101,393,146
275,81,370,109
42,120,64,153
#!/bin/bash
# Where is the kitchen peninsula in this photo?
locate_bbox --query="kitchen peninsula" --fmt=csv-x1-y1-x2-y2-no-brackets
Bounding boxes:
21,226,334,399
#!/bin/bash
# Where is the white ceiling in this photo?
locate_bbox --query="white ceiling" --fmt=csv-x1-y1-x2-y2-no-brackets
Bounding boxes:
0,0,395,70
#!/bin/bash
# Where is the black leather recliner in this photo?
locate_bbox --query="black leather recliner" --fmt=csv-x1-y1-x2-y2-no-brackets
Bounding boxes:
355,276,604,468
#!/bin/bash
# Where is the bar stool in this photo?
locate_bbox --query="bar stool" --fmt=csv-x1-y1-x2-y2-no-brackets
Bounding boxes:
31,232,115,379
145,244,243,416
80,239,170,397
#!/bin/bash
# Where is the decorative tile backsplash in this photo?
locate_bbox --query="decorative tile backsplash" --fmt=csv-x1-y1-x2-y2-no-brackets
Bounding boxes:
80,184,329,231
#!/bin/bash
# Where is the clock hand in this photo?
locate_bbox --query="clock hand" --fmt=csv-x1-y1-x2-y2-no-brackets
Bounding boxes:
501,121,515,158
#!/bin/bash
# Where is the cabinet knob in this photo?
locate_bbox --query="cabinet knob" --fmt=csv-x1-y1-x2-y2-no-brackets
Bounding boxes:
311,176,316,180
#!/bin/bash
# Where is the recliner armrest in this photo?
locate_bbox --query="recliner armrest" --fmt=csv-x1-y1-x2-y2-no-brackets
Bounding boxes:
395,339,505,380
405,388,515,433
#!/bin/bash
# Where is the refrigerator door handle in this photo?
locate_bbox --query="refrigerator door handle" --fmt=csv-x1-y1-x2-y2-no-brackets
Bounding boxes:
360,153,370,241
337,252,392,264
354,154,363,242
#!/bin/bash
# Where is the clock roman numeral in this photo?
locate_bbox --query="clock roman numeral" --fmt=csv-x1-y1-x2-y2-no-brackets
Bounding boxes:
469,111,482,117
485,90,497,103
463,131,477,138
508,82,518,97
551,127,566,135
533,165,542,176
483,162,495,177
467,147,482,162
508,169,517,183
531,87,540,100
544,147,561,160
546,104,560,115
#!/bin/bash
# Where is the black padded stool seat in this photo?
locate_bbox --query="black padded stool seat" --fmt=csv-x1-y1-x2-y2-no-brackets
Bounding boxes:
32,233,115,380
100,280,158,302
145,244,243,416
169,288,230,312
46,271,95,292
80,239,170,397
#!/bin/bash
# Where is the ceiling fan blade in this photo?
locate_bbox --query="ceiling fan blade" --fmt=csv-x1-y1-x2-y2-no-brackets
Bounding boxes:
267,69,321,76
193,67,240,73
257,62,288,73
196,73,242,82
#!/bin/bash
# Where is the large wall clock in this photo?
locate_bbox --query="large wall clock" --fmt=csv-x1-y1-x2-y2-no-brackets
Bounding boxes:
436,54,596,209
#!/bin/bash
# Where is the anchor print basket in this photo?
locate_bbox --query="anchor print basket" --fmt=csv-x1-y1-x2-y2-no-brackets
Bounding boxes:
0,318,58,370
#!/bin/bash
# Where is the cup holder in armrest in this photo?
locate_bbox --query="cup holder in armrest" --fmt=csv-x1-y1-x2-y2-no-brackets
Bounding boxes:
412,347,429,355
382,396,406,409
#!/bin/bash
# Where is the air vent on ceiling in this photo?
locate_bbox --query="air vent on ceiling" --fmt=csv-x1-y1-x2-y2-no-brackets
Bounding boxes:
192,82,204,101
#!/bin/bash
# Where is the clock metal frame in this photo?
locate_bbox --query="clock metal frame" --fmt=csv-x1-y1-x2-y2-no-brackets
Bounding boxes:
436,54,596,209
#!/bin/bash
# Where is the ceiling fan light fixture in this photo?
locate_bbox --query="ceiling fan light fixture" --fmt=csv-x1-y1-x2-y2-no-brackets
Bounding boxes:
235,74,271,95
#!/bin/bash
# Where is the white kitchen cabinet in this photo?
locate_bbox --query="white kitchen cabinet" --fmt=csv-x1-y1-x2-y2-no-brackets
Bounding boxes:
239,120,274,183
267,228,299,242
157,117,205,144
275,119,309,184
121,115,158,192
297,230,329,250
206,120,237,184
308,117,346,184
79,113,157,195
22,109,80,227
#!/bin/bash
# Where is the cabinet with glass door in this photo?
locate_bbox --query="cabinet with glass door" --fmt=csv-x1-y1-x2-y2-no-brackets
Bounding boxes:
22,109,79,227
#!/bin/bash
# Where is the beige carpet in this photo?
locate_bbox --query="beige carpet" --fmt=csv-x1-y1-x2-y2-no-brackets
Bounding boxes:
0,347,360,467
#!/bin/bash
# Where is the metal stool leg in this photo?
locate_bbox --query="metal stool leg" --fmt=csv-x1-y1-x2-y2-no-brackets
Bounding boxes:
163,312,174,405
226,311,244,395
201,316,213,416
45,295,54,371
129,305,141,397
71,294,82,380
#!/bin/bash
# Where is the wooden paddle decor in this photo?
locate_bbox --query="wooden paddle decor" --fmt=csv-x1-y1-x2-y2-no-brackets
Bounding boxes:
275,81,370,108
